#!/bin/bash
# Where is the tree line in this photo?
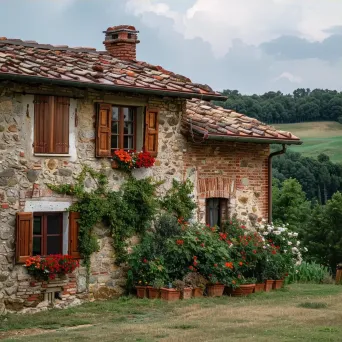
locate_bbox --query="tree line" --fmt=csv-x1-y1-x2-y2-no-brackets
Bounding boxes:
215,88,342,124
272,151,342,204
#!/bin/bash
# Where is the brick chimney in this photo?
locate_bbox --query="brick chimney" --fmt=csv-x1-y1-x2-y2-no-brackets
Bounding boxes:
103,25,140,61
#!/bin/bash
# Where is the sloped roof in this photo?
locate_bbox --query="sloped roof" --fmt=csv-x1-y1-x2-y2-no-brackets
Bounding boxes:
0,38,225,100
183,99,302,145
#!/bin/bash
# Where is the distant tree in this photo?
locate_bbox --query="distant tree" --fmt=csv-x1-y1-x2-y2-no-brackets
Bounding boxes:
272,178,311,233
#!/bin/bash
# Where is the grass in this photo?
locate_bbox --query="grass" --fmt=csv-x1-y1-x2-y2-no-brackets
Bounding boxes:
275,121,342,163
1,284,342,341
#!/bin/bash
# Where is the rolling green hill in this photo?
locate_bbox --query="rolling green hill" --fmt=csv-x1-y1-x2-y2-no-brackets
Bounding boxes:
275,121,342,163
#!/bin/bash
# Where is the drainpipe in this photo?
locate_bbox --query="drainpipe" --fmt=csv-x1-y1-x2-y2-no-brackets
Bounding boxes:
268,144,287,223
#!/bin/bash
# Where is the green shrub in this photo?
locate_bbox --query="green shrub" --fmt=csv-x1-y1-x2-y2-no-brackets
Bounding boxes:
286,262,333,284
160,179,197,220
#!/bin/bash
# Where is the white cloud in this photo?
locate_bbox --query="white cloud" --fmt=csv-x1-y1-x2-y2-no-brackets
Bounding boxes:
125,0,342,58
275,72,302,84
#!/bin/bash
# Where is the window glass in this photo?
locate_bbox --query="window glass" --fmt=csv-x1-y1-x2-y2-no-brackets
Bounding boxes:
111,106,136,151
47,236,62,254
206,198,221,227
33,237,41,255
112,107,119,121
124,136,134,150
33,216,42,235
33,213,63,255
47,215,61,235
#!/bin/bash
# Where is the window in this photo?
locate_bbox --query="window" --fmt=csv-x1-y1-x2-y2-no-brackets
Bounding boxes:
16,212,80,263
34,95,70,154
33,213,63,256
111,106,136,151
206,198,228,228
96,104,159,157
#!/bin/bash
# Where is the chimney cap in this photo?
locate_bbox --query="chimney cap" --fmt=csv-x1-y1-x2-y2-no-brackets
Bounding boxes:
103,25,139,34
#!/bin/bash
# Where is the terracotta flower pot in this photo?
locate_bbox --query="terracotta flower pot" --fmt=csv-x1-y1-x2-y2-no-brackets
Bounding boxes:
160,288,180,301
272,279,284,290
206,284,225,297
181,287,192,300
111,160,119,169
192,287,204,298
136,286,147,299
148,287,160,299
227,284,255,297
254,283,265,293
264,280,274,292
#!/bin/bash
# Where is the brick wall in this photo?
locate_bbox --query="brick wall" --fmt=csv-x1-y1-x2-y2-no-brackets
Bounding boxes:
184,140,269,226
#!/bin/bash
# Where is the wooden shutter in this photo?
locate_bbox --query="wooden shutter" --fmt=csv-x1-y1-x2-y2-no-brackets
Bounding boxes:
54,97,70,154
96,104,112,157
34,95,52,153
144,108,159,157
69,212,81,259
16,212,33,263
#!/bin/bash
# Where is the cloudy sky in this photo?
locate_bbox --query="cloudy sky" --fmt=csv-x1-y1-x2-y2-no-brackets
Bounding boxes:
1,0,341,94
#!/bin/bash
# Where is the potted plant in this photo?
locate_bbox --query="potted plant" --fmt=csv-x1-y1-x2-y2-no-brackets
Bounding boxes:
173,279,192,300
136,281,149,299
227,277,256,297
160,283,181,301
183,272,208,297
148,278,164,299
206,275,225,297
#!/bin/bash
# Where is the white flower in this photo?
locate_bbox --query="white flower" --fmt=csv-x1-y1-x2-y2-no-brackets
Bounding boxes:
291,247,298,254
288,241,292,246
274,231,281,236
229,244,233,249
295,270,299,274
293,232,298,237
284,250,287,253
263,232,268,236
263,246,267,249
297,241,300,246
288,232,293,238
304,247,308,252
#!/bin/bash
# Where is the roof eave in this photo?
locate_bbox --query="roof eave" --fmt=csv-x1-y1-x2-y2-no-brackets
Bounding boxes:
206,134,303,145
0,73,227,101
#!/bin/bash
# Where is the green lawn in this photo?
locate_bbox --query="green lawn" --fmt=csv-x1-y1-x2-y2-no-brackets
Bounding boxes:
276,122,342,163
1,284,342,341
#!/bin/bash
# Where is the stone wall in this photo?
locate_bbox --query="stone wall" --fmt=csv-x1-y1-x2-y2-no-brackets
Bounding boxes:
0,81,270,313
0,82,186,313
184,141,269,227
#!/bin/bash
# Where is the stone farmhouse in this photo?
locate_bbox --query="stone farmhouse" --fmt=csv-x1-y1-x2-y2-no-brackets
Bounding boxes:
0,25,301,313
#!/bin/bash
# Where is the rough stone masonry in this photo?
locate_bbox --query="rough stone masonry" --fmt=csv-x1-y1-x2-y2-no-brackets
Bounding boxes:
0,82,268,314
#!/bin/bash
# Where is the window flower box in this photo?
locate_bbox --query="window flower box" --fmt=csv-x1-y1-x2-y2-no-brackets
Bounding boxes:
112,149,155,171
25,255,79,281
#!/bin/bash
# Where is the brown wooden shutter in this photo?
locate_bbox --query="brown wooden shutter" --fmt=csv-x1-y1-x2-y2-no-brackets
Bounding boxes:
54,97,70,154
34,95,52,153
96,104,112,157
16,212,33,263
144,108,159,157
69,212,81,259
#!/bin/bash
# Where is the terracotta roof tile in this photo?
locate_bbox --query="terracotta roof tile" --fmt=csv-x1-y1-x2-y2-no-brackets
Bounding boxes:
0,39,225,100
184,99,301,144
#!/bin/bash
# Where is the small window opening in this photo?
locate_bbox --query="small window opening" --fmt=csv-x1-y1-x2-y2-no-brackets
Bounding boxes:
112,34,118,40
128,33,132,39
206,198,228,228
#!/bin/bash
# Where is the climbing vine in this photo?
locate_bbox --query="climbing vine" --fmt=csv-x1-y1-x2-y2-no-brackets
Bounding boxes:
48,166,160,270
